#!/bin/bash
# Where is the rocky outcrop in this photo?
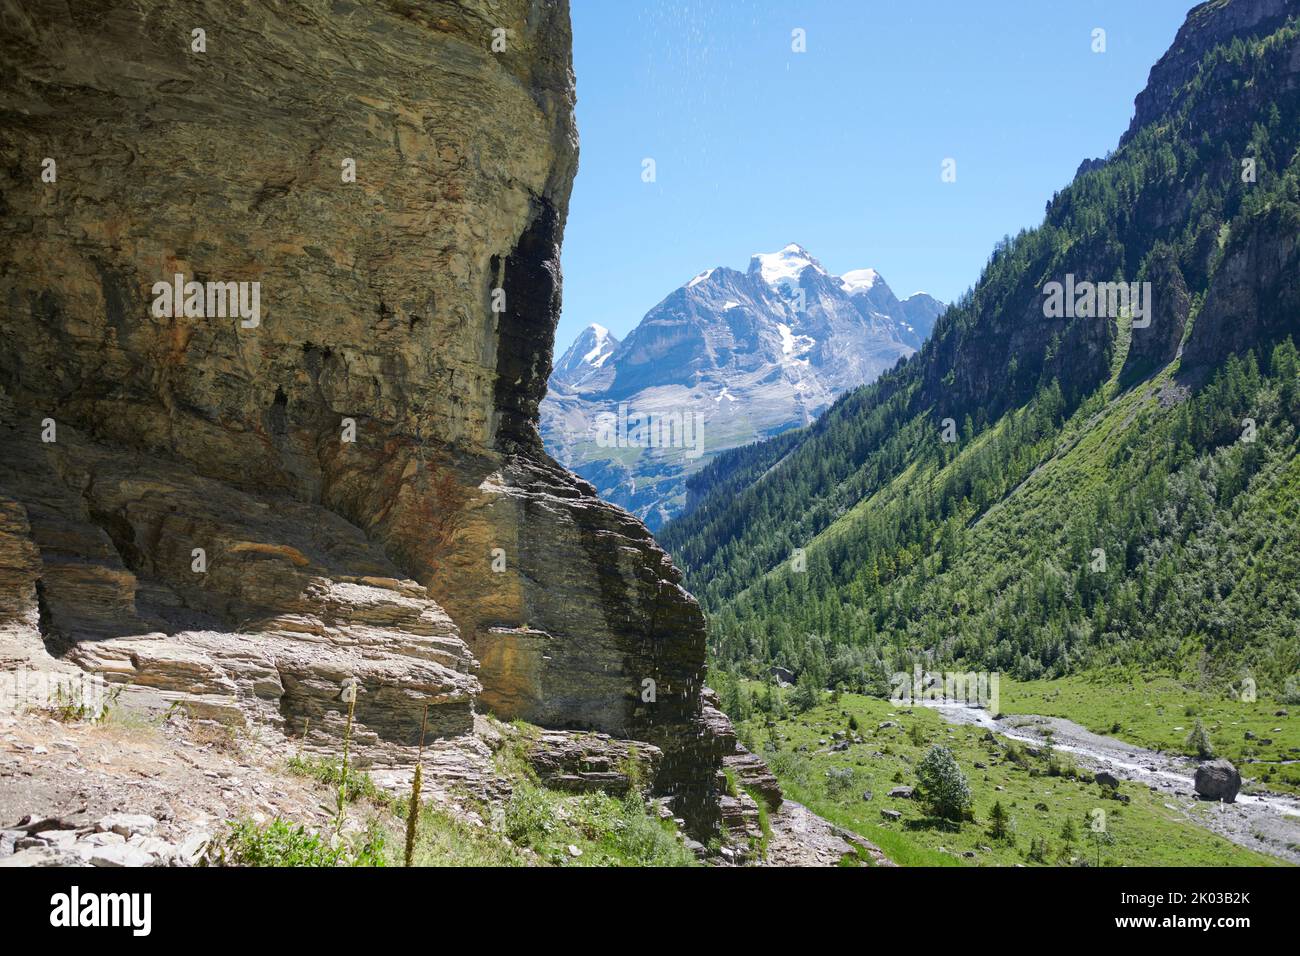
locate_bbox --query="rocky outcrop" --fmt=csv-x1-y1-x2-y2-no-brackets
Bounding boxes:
723,745,783,810
1181,202,1300,374
1125,0,1295,144
1122,246,1191,384
0,0,735,837
522,730,661,796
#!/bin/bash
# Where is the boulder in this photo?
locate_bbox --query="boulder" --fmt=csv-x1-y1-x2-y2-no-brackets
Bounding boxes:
85,844,157,867
523,730,662,797
888,786,914,799
98,813,157,838
0,846,82,867
1194,759,1241,803
1094,771,1119,789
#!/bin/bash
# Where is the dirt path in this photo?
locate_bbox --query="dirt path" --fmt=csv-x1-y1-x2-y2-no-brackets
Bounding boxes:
760,799,895,867
0,705,342,865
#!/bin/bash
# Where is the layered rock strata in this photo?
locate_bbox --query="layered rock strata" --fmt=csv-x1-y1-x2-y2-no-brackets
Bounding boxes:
0,0,745,836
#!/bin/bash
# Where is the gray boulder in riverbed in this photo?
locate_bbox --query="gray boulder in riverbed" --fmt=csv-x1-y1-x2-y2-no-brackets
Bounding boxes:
1194,759,1241,803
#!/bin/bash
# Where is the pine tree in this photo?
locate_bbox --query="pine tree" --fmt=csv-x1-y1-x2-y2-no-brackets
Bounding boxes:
1185,719,1215,760
916,745,973,822
988,799,1010,841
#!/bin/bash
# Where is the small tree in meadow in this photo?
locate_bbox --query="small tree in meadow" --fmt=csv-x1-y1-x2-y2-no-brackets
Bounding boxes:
1058,818,1078,863
792,671,822,713
1185,719,1214,759
988,800,1010,841
916,745,973,822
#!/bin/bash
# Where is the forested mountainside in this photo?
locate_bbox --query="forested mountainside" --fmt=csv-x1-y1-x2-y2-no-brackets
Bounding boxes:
661,0,1300,695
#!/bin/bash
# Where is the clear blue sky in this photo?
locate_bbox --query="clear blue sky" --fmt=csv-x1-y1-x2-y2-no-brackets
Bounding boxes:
556,0,1196,355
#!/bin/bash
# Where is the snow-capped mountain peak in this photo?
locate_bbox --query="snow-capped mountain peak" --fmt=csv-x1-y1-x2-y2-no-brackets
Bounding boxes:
749,243,827,289
582,324,613,364
551,322,620,389
543,245,945,529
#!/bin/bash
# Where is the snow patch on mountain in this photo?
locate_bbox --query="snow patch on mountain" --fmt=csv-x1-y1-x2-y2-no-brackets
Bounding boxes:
840,268,880,294
751,243,825,289
776,322,814,362
551,322,621,389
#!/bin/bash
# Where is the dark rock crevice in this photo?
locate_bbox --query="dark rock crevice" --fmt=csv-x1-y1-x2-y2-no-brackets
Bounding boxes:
492,197,563,457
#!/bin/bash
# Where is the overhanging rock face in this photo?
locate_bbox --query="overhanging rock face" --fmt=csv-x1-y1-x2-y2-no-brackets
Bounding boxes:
0,0,732,834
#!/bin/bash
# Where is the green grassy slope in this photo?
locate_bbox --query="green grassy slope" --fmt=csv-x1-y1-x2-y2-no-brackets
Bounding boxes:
735,686,1286,867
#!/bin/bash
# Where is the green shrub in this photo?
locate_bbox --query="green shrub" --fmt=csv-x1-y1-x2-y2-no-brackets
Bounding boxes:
767,748,812,788
1185,719,1215,759
503,781,556,845
825,766,857,800
915,745,973,821
208,818,386,867
286,754,390,806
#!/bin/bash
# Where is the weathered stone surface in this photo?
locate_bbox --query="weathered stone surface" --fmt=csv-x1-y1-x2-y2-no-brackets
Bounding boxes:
760,799,893,867
85,843,157,868
718,790,762,856
0,846,83,867
0,0,739,835
523,730,661,796
97,813,157,838
723,744,783,810
1194,759,1242,803
0,422,480,747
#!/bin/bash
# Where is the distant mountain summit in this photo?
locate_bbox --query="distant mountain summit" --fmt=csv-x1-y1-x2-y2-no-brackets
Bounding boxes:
542,245,944,528
551,323,619,390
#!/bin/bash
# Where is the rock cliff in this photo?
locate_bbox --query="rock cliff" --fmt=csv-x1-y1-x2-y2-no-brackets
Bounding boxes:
0,0,736,836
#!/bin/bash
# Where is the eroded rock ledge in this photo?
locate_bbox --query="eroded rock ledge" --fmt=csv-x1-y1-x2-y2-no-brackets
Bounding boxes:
0,0,745,837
